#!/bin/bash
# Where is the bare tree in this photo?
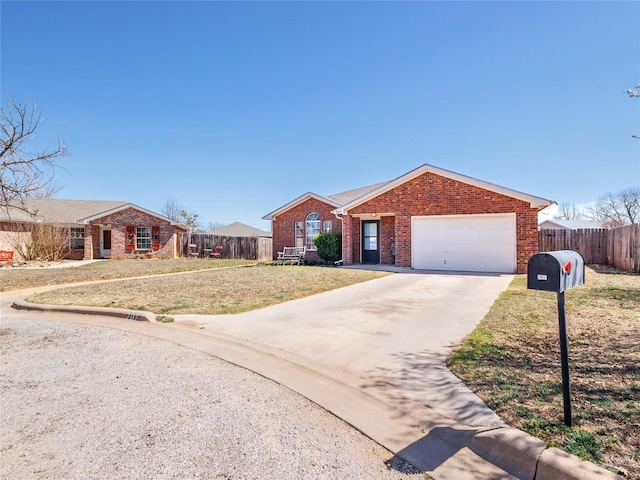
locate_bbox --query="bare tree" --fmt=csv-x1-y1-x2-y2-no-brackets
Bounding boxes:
1,96,68,210
554,202,584,220
586,187,640,228
204,221,226,231
161,197,199,231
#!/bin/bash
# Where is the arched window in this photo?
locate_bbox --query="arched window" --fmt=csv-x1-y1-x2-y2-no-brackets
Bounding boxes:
305,213,321,250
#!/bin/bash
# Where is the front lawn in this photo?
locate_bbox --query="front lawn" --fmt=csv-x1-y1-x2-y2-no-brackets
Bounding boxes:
0,258,252,292
448,266,639,478
23,264,389,315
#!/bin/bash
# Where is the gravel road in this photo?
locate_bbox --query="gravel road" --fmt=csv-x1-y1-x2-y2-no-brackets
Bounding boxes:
1,318,424,480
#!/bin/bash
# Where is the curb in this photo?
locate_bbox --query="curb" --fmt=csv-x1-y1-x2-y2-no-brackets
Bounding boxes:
468,428,623,480
11,300,154,322
9,301,624,480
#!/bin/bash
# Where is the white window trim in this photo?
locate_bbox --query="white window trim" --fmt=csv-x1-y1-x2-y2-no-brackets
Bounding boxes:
294,221,304,248
69,227,85,250
305,213,321,250
136,227,152,250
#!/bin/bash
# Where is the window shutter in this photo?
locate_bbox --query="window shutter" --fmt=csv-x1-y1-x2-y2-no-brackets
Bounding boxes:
152,226,160,250
126,226,135,250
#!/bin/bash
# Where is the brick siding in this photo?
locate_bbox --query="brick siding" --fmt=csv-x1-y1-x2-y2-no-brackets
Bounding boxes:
270,198,339,263
271,171,541,273
346,172,539,272
85,208,180,260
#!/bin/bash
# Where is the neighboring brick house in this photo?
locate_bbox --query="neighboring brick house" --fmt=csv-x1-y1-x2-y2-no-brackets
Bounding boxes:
264,164,554,273
0,199,189,261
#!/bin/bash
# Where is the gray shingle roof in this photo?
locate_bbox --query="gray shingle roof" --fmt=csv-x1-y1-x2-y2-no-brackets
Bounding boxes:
264,163,554,220
326,181,391,205
208,222,271,237
0,199,128,224
539,219,604,229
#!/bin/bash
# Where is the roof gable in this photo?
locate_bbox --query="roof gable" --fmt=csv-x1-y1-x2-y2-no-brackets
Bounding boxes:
263,192,341,220
0,199,189,230
333,164,554,213
79,203,189,229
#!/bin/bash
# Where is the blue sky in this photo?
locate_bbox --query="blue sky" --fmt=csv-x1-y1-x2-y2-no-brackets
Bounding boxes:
2,1,639,230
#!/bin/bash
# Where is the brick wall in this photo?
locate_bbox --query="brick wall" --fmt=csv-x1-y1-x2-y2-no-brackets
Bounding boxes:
87,208,181,259
271,198,339,262
349,216,360,264
380,216,395,264
346,172,540,272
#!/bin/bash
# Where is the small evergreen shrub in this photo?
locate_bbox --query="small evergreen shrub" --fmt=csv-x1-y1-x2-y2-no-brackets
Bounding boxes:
313,232,342,263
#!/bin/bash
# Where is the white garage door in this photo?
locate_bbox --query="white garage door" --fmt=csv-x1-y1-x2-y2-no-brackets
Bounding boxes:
412,213,516,273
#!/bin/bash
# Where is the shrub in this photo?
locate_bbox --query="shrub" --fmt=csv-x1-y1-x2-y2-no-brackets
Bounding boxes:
8,222,68,262
313,232,342,263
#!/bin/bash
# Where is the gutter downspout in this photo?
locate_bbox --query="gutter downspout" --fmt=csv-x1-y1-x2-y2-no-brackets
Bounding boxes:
333,211,344,265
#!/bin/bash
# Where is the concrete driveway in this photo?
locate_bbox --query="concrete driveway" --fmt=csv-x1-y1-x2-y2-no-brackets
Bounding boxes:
5,268,613,479
173,267,515,427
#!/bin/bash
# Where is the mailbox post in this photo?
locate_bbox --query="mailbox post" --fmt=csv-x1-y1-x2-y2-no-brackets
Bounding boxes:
527,250,585,427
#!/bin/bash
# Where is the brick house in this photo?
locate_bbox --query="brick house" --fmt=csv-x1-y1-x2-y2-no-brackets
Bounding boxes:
263,164,554,273
0,199,189,261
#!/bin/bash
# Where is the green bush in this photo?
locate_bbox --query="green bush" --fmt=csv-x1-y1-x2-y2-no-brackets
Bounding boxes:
313,232,342,263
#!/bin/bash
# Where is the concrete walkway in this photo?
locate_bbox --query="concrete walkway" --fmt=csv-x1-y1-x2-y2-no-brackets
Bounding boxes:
1,266,622,480
174,267,513,427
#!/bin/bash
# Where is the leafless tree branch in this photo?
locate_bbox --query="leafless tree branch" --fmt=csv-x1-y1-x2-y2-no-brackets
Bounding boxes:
1,95,69,211
161,197,200,231
586,187,640,228
554,202,584,221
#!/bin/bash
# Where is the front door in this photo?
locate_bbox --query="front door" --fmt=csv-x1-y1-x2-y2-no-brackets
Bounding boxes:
100,228,112,258
362,220,380,264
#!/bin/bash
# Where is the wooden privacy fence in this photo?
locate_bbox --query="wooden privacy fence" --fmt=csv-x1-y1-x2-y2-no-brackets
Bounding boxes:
179,234,272,262
606,224,640,273
539,225,640,273
539,228,608,264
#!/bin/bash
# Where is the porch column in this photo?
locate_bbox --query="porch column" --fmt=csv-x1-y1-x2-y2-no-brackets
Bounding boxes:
395,214,412,267
83,225,93,260
342,215,353,265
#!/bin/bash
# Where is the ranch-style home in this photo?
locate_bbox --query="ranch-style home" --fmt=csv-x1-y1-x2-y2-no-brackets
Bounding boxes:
0,199,189,261
264,164,554,273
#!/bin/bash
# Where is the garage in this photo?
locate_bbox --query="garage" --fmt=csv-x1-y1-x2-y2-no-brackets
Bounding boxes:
411,213,517,273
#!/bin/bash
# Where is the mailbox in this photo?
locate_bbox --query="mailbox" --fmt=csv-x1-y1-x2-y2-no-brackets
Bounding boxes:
527,249,585,427
527,250,585,293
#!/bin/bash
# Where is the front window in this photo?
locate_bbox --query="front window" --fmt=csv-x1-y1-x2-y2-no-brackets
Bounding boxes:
294,222,304,248
136,227,152,250
69,227,85,250
305,213,320,250
323,220,332,233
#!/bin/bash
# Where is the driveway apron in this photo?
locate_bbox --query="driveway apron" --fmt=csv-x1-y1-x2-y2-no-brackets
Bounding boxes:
173,269,515,427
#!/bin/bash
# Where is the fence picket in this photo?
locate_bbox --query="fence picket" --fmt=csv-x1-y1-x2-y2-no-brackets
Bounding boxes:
539,226,639,273
178,234,272,262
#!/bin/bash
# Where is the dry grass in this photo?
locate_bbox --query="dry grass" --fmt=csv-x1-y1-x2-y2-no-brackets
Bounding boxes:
448,266,640,478
17,262,389,315
0,259,253,292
